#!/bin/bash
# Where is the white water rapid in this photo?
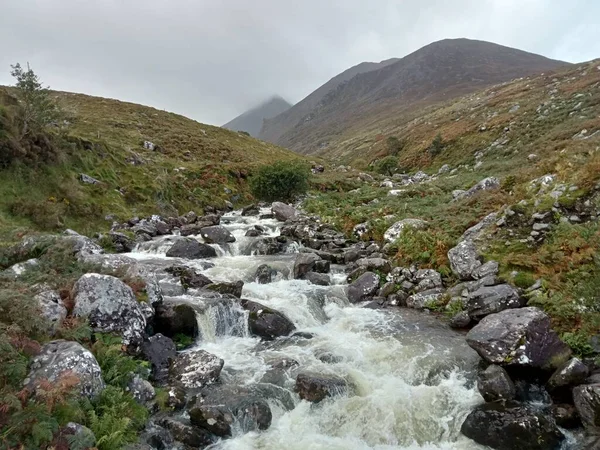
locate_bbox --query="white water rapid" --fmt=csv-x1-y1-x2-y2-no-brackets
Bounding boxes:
128,210,489,449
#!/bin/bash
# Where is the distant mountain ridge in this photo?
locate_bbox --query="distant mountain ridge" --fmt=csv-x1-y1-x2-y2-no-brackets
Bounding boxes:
223,96,292,137
258,38,569,155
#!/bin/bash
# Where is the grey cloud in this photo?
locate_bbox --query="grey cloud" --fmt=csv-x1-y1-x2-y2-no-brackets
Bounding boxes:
1,0,598,125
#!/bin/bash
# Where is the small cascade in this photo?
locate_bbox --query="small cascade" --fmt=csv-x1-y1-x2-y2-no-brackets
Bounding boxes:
196,299,249,342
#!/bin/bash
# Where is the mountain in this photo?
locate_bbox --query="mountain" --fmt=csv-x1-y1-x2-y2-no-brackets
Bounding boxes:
223,96,292,137
259,38,569,155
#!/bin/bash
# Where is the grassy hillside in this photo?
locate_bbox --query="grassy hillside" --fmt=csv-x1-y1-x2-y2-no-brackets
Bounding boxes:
0,88,300,240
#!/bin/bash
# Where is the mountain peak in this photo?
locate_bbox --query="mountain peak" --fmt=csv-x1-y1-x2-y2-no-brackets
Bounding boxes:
223,96,292,137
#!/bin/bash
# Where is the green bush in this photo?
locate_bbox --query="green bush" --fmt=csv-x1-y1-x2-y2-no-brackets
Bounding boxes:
386,136,404,156
390,228,455,272
91,333,149,389
250,161,310,202
428,133,444,157
375,156,399,176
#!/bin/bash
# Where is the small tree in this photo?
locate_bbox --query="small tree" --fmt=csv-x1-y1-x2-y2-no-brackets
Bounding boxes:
428,133,444,157
375,156,399,176
10,63,60,139
250,161,310,202
386,136,404,156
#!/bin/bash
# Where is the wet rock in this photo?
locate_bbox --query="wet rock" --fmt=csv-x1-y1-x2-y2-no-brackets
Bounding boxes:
179,223,205,236
153,301,199,340
454,177,500,201
245,229,261,237
177,268,213,289
347,272,380,303
165,238,217,258
107,231,136,253
477,365,516,402
461,403,564,450
169,349,224,389
313,259,331,274
379,282,396,298
271,202,298,221
241,299,296,340
450,311,471,329
466,284,524,320
406,288,446,309
200,225,236,244
140,334,177,384
355,257,391,274
242,204,260,216
574,384,600,432
551,404,580,429
127,374,155,406
158,417,214,448
255,264,277,284
547,357,589,391
24,340,105,398
72,274,146,346
383,219,428,243
448,240,482,280
293,253,321,279
206,280,244,298
466,307,571,370
305,272,331,286
249,237,290,255
34,289,67,335
295,372,348,403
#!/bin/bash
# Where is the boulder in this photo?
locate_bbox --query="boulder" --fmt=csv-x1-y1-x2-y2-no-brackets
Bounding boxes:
477,365,516,402
449,311,471,329
547,358,589,391
314,259,331,273
414,269,443,292
295,372,348,403
200,225,236,244
158,417,214,448
406,288,446,309
355,257,391,274
153,301,199,340
241,300,296,340
255,264,277,284
245,229,261,237
466,307,571,370
127,374,155,406
472,260,499,279
466,284,524,320
347,272,380,303
34,289,67,335
271,202,298,222
293,253,321,279
72,274,146,346
305,272,331,286
169,349,224,389
165,238,217,259
461,212,499,242
140,334,177,384
241,204,260,216
574,384,600,431
448,240,482,280
551,404,580,429
454,177,500,201
24,340,105,398
206,280,244,298
107,232,136,253
383,219,428,243
461,403,564,450
180,268,213,289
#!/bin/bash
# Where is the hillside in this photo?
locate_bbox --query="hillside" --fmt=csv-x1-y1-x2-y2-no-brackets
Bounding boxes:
223,95,292,137
259,58,399,144
260,38,568,156
0,88,299,238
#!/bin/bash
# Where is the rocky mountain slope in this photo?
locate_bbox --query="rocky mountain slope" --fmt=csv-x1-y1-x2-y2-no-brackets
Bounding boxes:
259,38,569,156
223,95,292,137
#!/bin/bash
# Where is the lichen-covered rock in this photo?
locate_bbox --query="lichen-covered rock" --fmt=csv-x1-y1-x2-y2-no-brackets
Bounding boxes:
200,225,236,244
454,177,500,201
406,288,446,309
271,202,298,221
34,289,67,335
72,274,146,346
127,374,155,406
472,260,499,279
295,372,348,403
461,403,564,450
165,238,217,259
448,240,482,280
169,349,224,389
24,340,105,398
574,384,600,432
547,357,589,391
466,284,524,320
347,272,380,303
461,212,499,242
2,258,39,279
158,417,214,448
241,299,296,340
449,311,471,329
477,365,516,402
140,334,177,384
383,219,428,243
466,307,571,370
293,253,321,279
355,257,391,274
414,269,443,292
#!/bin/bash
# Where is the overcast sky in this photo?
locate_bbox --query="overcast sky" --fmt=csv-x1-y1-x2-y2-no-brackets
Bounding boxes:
1,0,599,126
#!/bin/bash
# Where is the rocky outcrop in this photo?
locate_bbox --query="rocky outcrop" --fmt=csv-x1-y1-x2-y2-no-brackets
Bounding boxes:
271,202,298,222
295,372,348,403
34,289,67,335
241,300,295,340
383,219,428,243
293,253,321,279
477,365,516,402
140,334,177,384
347,272,380,303
574,383,600,432
165,238,217,259
72,274,146,346
200,225,236,244
448,240,482,280
461,403,565,450
466,284,524,320
24,340,105,398
169,349,224,389
454,177,500,201
406,288,446,309
466,307,571,370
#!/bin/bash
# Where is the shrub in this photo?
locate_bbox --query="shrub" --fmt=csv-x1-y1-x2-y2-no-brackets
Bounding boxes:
91,334,149,389
391,228,455,272
428,133,444,157
375,156,399,176
513,272,536,289
386,136,404,156
250,161,310,202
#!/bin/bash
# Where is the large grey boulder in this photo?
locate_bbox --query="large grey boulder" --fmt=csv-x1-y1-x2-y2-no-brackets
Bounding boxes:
24,340,105,398
448,240,482,280
383,219,428,243
574,384,600,432
271,202,298,222
347,272,380,303
169,349,224,389
165,238,217,259
406,288,446,309
466,307,571,370
461,403,565,450
547,357,589,391
293,253,321,279
454,177,500,201
355,257,391,274
414,269,443,292
466,284,524,320
295,372,348,403
140,334,177,384
200,225,236,244
472,260,499,279
477,365,516,402
34,289,67,335
72,274,146,346
241,299,296,340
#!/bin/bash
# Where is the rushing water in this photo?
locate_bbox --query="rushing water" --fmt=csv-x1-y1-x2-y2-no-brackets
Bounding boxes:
129,210,489,449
